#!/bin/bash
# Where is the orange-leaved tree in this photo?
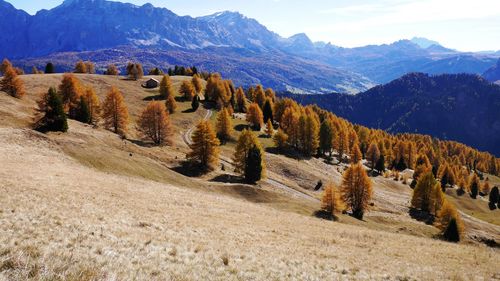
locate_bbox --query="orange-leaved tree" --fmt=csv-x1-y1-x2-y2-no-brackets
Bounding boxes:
180,80,195,101
102,86,129,137
233,129,265,179
341,162,372,219
187,120,220,171
216,108,233,144
0,65,25,98
59,73,83,118
246,103,263,130
138,101,172,146
83,86,100,125
321,183,345,219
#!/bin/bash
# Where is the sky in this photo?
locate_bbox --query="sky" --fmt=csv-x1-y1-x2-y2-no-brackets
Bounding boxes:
7,0,500,52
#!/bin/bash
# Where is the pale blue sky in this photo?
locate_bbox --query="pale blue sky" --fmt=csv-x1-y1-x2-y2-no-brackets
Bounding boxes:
6,0,500,52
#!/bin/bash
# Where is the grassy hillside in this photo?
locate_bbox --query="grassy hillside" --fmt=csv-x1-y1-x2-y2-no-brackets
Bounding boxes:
0,74,499,280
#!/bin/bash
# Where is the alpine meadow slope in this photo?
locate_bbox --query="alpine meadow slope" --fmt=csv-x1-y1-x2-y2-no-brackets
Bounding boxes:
0,73,499,280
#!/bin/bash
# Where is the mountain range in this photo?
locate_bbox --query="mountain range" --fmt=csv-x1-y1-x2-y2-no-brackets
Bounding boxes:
483,59,500,83
284,73,500,156
2,0,499,93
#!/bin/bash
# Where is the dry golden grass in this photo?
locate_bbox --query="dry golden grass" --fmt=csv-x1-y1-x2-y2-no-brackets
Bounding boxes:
1,74,499,280
1,128,499,281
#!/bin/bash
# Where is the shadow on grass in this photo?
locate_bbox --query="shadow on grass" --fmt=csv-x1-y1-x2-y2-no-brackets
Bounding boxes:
143,95,164,101
210,174,245,184
172,161,210,177
264,147,309,161
313,210,339,221
409,208,435,225
182,108,195,113
175,96,190,102
234,124,250,132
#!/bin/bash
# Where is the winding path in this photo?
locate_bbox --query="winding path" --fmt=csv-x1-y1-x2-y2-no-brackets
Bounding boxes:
182,109,213,146
181,108,319,203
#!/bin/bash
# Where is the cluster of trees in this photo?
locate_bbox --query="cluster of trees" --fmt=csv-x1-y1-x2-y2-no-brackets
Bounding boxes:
126,63,144,80
34,74,128,135
411,171,464,242
33,73,180,147
1,59,25,98
167,65,198,77
321,163,373,220
74,60,96,74
187,121,265,183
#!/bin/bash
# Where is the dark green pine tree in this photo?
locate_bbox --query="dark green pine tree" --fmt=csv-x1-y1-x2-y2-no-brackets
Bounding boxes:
443,218,460,242
262,100,273,123
37,87,68,132
375,154,385,174
489,186,499,209
45,62,55,74
76,96,91,124
319,120,333,156
191,95,200,111
396,157,407,171
470,179,479,199
245,145,263,184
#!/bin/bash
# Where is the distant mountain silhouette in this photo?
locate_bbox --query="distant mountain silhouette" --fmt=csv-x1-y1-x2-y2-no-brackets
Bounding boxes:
1,0,498,90
284,73,500,156
483,59,500,82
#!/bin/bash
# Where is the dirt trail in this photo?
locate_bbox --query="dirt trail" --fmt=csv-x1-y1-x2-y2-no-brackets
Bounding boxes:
182,108,213,146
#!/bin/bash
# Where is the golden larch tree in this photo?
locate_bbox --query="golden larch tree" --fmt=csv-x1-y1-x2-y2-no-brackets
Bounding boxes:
413,154,432,184
102,86,129,137
216,108,233,144
321,183,345,219
159,75,175,100
0,59,13,74
437,200,464,242
341,163,372,219
273,128,288,152
298,114,320,157
105,64,119,75
233,129,265,178
235,87,248,113
411,171,444,215
191,74,203,94
265,119,274,137
254,85,266,109
74,60,87,73
138,101,172,146
1,65,25,98
85,61,96,74
335,127,350,163
367,142,381,171
246,103,263,130
127,62,144,80
165,94,177,114
350,143,362,164
187,120,220,171
83,86,100,124
179,80,195,101
58,73,83,118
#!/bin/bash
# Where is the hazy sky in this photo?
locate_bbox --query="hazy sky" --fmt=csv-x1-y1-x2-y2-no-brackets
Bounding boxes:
7,0,500,52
